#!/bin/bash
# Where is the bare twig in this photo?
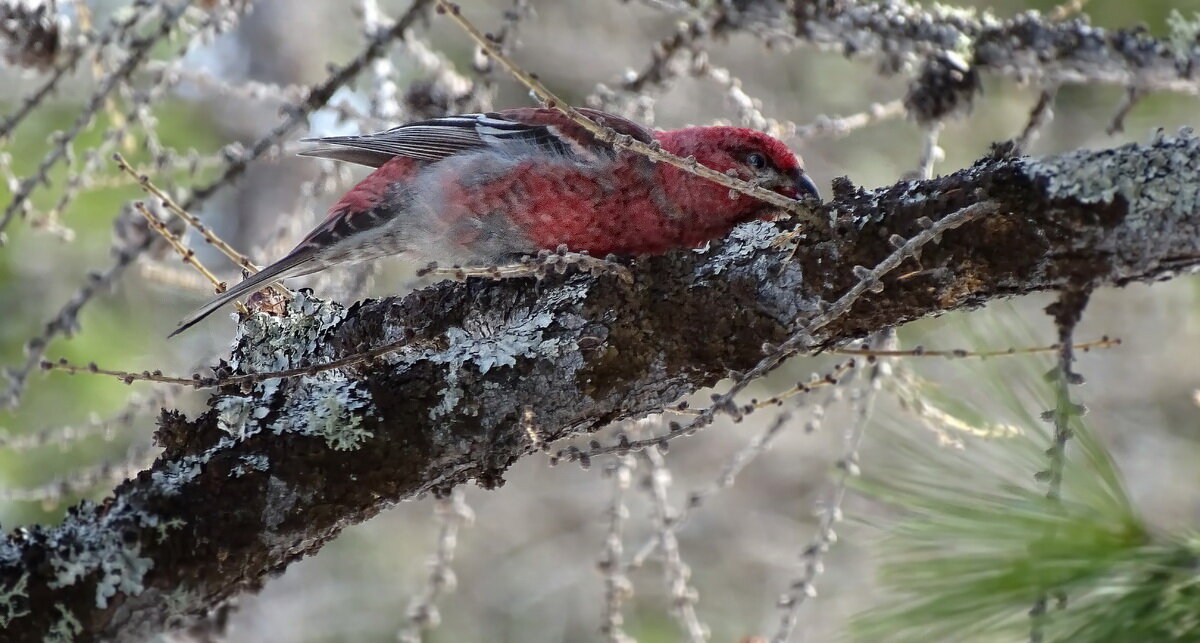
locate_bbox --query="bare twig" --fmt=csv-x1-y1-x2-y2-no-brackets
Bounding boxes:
916,122,944,180
686,202,997,431
398,489,473,642
0,0,193,242
0,389,171,451
639,436,708,642
1106,86,1146,135
139,258,231,294
627,383,843,572
359,0,402,121
832,336,1119,360
0,0,435,410
41,357,203,387
0,439,157,505
717,0,1200,96
1029,286,1092,641
770,330,893,642
664,360,855,416
789,100,907,141
624,13,711,94
598,455,636,643
0,0,155,140
115,153,261,275
132,201,248,314
1040,288,1093,500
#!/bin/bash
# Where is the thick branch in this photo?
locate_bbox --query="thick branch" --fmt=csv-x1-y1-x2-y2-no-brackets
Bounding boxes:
3,133,1200,641
768,0,1200,94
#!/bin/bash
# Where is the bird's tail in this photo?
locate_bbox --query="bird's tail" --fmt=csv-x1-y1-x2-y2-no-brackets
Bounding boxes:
168,251,317,338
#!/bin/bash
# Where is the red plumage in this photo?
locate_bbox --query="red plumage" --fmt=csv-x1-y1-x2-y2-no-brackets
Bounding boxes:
171,108,819,336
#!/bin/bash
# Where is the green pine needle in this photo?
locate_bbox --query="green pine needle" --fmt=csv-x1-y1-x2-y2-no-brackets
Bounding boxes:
851,312,1200,643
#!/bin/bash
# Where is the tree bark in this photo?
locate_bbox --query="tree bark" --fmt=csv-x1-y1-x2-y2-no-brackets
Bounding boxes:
2,133,1199,641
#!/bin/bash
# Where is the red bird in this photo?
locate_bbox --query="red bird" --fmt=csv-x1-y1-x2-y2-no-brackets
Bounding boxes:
171,108,819,336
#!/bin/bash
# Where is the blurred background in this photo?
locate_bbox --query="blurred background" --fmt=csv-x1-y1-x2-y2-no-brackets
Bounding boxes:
1,0,1198,641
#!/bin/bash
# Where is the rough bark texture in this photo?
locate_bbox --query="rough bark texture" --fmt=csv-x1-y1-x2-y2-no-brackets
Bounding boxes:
2,132,1199,641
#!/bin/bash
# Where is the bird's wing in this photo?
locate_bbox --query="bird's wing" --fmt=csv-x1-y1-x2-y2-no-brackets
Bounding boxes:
298,108,656,167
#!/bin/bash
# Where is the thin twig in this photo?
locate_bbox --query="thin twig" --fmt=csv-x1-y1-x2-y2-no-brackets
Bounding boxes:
599,455,636,643
0,0,193,242
359,0,402,121
133,201,248,315
0,439,158,505
398,489,473,643
832,337,1119,359
1030,286,1092,641
138,262,220,294
789,99,907,141
770,330,892,643
624,13,711,94
40,332,429,389
1012,85,1058,155
916,121,944,180
115,153,261,275
664,360,855,416
32,74,176,239
684,202,997,433
627,383,842,572
41,357,203,387
0,389,171,451
1040,289,1093,499
639,435,708,642
0,0,156,141
1,0,435,410
1106,86,1145,135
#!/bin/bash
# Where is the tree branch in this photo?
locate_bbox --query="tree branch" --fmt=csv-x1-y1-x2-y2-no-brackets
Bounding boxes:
778,0,1200,95
2,131,1199,641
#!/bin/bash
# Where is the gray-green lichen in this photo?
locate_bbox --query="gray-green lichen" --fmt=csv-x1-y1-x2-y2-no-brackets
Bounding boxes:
268,378,375,450
46,503,154,609
231,291,347,373
0,572,29,627
427,306,565,419
230,453,270,477
152,518,186,544
150,437,236,495
215,394,258,440
150,455,205,497
216,292,379,450
39,439,230,611
1028,130,1200,230
216,377,375,451
1166,10,1200,64
44,604,82,643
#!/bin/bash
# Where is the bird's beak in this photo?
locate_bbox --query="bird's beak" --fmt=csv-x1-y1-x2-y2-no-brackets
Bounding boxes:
789,168,821,201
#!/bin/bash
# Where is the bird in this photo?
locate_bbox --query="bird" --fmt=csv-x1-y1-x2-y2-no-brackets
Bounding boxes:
170,107,820,336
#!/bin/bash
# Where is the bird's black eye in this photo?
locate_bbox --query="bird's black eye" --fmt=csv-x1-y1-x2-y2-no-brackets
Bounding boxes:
747,153,767,169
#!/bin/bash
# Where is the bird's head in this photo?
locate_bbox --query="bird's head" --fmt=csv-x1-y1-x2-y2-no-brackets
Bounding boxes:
654,126,820,234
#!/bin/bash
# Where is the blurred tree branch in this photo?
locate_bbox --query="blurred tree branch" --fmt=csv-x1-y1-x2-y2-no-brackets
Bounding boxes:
2,130,1199,640
784,0,1200,95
